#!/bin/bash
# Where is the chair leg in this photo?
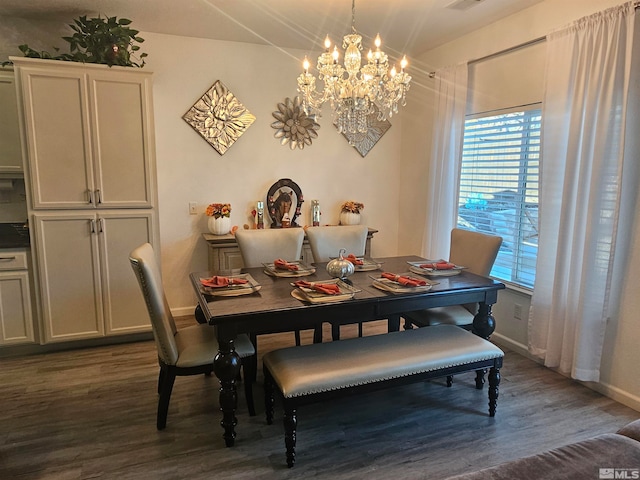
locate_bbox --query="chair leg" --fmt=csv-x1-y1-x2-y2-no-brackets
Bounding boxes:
313,325,323,343
157,367,176,430
158,365,166,394
242,358,256,416
475,369,486,389
331,322,341,341
249,332,258,383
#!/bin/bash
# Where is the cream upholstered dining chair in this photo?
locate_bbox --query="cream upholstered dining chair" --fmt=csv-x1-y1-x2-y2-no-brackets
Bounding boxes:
129,243,257,429
403,228,503,330
235,228,304,270
305,225,369,341
235,228,307,347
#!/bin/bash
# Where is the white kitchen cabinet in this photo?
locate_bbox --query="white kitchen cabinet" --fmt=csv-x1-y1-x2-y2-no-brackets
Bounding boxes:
0,249,34,345
33,212,154,343
14,58,156,209
0,70,23,173
12,58,159,346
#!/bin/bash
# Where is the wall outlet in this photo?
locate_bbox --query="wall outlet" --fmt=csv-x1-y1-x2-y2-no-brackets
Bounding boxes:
189,202,198,215
513,303,523,320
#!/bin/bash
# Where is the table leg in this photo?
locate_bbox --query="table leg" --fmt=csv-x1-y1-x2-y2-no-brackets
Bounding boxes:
472,302,496,340
213,336,241,447
387,314,401,332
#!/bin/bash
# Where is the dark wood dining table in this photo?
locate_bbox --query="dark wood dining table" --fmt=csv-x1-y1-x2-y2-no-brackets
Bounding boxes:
190,255,505,447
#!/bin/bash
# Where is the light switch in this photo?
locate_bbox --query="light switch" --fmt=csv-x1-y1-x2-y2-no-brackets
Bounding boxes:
189,202,198,215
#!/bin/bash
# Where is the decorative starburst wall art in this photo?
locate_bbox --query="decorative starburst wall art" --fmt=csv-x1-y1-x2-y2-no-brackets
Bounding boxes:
271,96,320,150
335,103,391,157
183,80,255,155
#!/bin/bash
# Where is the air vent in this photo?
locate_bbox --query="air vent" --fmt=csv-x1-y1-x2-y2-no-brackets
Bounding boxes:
446,0,485,10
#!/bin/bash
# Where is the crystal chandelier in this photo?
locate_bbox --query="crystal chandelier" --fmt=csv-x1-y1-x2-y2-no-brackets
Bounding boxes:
297,0,411,140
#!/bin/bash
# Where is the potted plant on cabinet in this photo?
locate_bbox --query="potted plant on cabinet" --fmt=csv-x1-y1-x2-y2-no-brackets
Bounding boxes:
9,15,147,68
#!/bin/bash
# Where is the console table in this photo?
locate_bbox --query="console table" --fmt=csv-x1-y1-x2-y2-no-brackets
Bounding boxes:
202,227,377,272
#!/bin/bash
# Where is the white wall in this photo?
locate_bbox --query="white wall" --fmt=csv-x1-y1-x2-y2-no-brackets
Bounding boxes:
142,33,403,313
404,0,640,411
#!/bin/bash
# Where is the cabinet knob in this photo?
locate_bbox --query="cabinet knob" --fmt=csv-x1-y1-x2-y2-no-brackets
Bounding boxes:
88,190,95,205
96,189,102,204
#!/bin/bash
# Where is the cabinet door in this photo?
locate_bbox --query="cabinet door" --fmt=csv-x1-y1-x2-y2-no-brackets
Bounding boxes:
0,71,23,173
20,67,95,209
89,72,155,208
34,214,104,342
98,211,154,334
0,271,34,345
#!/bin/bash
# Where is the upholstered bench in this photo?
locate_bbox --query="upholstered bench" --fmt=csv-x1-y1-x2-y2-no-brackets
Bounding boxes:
263,324,505,467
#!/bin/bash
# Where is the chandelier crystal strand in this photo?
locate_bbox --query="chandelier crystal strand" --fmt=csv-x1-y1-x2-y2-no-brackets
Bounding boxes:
297,0,411,140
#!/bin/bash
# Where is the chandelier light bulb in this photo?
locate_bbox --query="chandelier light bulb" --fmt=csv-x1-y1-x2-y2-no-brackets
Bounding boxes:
295,0,412,137
400,55,408,70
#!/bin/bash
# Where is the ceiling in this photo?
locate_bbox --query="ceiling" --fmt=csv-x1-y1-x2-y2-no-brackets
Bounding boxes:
0,0,544,57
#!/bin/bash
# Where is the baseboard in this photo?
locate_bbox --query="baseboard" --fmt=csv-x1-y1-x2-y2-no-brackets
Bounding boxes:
491,332,539,361
172,305,197,318
583,380,640,413
491,332,640,413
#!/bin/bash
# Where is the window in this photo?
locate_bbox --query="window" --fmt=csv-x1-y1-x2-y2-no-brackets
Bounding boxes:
457,108,541,289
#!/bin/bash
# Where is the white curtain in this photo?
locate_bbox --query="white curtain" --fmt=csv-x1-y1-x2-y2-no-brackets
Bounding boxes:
422,63,468,259
528,2,636,382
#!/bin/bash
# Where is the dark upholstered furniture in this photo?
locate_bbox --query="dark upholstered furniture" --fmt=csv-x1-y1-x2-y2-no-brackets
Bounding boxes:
129,243,257,428
443,419,640,480
263,325,504,467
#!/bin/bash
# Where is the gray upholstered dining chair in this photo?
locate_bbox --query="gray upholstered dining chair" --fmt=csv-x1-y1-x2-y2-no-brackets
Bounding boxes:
305,225,369,341
129,242,257,429
403,228,503,330
235,228,308,349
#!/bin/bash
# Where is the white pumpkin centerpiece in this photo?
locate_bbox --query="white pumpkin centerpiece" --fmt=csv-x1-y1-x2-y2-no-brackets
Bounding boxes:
206,203,232,235
339,200,364,225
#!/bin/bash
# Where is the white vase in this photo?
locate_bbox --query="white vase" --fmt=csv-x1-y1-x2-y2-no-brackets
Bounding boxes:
208,216,231,235
339,211,361,225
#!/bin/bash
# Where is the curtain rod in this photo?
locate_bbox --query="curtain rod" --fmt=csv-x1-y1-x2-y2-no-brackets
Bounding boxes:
428,35,546,78
429,1,640,78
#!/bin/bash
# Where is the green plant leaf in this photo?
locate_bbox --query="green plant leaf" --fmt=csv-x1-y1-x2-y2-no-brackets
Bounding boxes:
16,15,147,68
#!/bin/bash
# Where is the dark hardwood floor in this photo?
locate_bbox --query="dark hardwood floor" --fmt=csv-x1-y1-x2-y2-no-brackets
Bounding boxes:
0,318,637,479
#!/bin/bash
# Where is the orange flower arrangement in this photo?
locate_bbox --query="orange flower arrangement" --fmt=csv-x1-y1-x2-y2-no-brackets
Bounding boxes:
340,201,364,214
206,203,231,218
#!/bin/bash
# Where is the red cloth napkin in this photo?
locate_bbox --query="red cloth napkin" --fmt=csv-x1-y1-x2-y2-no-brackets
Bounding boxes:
294,280,341,295
344,254,364,266
381,272,427,287
274,258,299,271
420,261,456,270
200,276,248,288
